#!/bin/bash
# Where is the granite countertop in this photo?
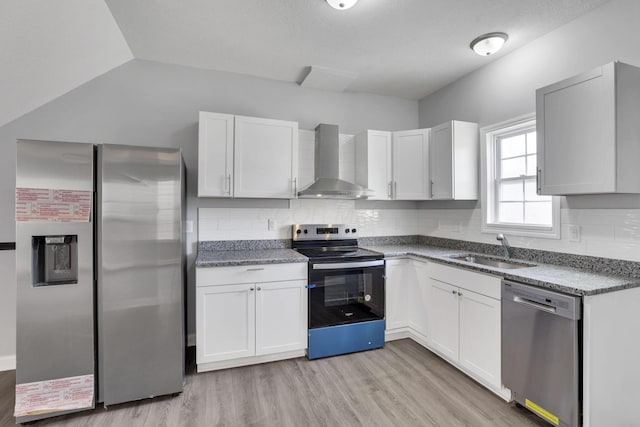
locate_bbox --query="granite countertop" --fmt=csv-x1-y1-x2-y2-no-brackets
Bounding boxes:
364,244,640,296
196,249,308,267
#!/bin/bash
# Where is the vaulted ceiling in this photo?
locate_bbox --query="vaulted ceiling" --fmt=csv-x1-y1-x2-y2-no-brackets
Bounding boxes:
1,0,610,127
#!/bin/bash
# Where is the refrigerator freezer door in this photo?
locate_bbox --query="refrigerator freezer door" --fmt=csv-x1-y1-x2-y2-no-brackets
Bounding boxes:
97,144,184,406
15,140,95,423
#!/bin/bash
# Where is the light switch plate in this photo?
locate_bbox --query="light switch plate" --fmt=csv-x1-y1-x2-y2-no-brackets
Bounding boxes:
568,224,581,242
268,219,277,231
185,220,194,233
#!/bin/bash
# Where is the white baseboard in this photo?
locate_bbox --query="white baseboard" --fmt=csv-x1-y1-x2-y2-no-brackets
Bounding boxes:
385,328,411,341
197,350,305,373
187,333,196,347
0,354,16,372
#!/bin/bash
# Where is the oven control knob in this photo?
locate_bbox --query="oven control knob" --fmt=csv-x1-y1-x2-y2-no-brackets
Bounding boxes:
303,229,308,234
345,228,350,233
296,229,302,234
352,228,357,233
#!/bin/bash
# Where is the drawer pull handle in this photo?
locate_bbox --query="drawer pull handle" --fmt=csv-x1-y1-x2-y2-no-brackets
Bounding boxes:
246,268,265,272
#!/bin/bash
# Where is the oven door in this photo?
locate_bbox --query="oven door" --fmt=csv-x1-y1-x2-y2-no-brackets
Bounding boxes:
308,259,385,329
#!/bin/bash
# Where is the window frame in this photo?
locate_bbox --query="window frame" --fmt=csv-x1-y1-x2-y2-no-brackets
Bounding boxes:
480,114,560,239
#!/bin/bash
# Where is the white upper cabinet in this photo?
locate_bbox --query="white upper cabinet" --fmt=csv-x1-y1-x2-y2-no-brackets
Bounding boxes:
234,116,298,198
198,112,234,197
355,128,430,200
537,61,640,195
355,130,393,200
430,121,478,200
392,129,431,200
198,112,299,198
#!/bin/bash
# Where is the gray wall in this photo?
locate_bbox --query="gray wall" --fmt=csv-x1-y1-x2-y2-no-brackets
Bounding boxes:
0,59,418,361
418,0,640,211
419,0,640,129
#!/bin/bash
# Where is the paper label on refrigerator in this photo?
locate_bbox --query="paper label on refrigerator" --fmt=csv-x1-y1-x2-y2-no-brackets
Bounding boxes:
14,374,94,417
15,188,91,222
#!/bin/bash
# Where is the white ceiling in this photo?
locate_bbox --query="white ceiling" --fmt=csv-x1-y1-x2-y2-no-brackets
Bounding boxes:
1,0,610,128
104,0,610,100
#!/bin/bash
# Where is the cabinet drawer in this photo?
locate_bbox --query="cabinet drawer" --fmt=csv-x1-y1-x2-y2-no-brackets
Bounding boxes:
428,262,501,300
197,263,307,287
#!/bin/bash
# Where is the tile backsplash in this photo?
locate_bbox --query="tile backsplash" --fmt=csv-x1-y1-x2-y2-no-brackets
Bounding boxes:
418,208,640,262
198,199,419,241
199,205,640,262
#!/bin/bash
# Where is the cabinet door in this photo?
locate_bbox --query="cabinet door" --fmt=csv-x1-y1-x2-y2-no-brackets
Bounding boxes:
234,116,299,198
355,130,393,200
430,122,453,199
392,129,430,200
427,278,459,362
459,289,502,389
537,63,616,194
198,112,234,197
196,284,255,364
385,259,410,331
255,280,307,355
408,261,430,341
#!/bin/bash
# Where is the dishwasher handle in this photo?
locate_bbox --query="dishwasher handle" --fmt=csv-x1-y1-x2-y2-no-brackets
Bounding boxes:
513,295,556,314
502,280,581,320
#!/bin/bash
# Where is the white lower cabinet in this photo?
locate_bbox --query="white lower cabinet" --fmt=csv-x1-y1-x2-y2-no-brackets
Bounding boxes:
196,263,307,372
385,259,410,333
255,280,307,355
198,284,255,362
407,261,430,343
427,279,459,361
426,262,509,400
385,259,429,344
458,288,502,389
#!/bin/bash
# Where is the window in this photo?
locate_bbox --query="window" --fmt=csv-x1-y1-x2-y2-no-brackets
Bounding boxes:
481,115,560,239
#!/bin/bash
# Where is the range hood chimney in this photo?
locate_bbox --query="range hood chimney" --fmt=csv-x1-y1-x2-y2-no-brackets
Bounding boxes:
297,124,374,199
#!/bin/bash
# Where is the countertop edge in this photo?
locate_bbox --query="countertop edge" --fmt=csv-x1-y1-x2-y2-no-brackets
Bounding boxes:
196,257,308,268
368,245,640,296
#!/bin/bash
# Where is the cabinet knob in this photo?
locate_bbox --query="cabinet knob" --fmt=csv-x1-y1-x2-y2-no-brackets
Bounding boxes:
257,287,262,291
458,291,463,296
452,290,457,294
249,287,255,291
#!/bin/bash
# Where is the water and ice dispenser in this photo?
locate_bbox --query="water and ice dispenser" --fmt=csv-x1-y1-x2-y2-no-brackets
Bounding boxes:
32,235,78,286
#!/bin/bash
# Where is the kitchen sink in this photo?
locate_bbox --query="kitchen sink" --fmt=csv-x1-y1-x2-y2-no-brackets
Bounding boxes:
449,254,536,269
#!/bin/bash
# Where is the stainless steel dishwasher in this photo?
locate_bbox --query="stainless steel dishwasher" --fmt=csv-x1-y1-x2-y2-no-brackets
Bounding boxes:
502,280,581,427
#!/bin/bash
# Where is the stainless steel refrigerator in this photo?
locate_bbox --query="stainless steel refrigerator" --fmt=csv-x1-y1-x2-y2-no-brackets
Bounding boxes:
15,140,185,423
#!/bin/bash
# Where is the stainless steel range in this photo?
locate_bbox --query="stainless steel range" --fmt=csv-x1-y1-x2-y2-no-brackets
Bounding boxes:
292,224,385,359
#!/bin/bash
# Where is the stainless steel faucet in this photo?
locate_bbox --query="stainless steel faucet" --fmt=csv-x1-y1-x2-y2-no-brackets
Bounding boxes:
496,233,511,258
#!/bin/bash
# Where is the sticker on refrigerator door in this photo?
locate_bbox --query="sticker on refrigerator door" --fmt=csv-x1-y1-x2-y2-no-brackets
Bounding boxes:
14,374,94,417
525,398,559,426
16,188,92,222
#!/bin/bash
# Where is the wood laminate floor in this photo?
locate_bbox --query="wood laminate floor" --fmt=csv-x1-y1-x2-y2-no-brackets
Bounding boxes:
0,339,548,427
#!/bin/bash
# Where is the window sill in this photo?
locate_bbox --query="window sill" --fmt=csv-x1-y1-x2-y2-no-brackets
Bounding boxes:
481,222,560,240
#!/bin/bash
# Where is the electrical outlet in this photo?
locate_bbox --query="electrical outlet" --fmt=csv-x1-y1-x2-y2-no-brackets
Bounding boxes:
185,220,194,233
268,219,277,231
569,224,581,242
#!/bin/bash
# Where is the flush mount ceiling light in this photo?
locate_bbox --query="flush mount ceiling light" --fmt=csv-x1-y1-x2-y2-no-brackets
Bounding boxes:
326,0,358,10
470,32,508,56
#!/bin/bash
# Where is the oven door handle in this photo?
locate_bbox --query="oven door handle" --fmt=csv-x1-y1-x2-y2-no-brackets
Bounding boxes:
312,260,385,270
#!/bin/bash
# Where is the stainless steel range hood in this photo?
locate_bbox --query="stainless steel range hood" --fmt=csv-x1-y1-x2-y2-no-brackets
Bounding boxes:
298,124,374,199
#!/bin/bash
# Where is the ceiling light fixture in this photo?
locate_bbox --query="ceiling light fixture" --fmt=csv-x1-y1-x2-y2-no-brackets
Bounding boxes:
470,32,508,56
326,0,358,10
